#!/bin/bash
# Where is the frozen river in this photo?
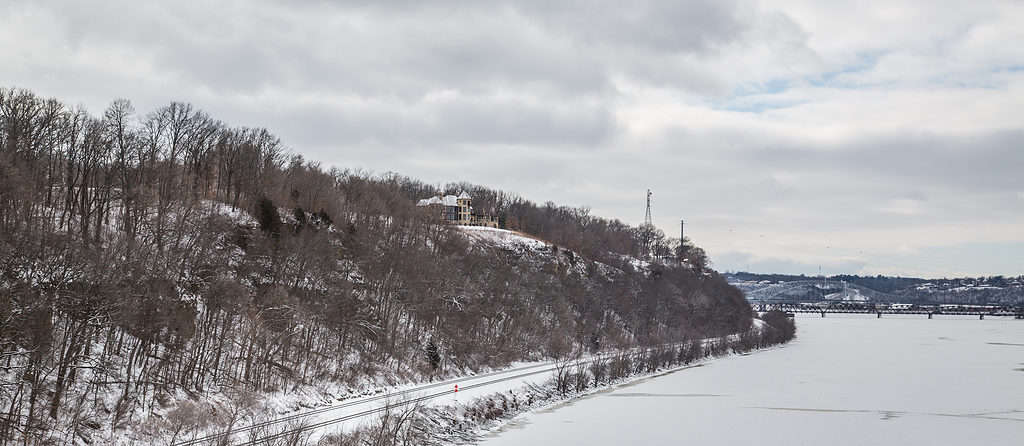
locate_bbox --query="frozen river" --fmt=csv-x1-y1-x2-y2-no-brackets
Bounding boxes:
478,314,1024,445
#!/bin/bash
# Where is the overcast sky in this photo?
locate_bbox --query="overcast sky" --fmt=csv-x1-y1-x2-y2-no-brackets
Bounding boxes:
3,0,1022,278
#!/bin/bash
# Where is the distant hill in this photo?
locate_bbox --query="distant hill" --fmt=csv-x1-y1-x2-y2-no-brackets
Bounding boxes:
727,272,1024,305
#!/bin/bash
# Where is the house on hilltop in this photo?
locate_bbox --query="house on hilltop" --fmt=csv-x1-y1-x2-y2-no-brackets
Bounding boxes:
416,191,499,228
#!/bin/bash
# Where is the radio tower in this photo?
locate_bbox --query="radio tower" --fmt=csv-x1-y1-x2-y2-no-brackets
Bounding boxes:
642,189,653,259
644,189,653,227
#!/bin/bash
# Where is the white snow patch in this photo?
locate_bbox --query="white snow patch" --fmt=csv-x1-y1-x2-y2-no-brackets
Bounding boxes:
459,226,550,251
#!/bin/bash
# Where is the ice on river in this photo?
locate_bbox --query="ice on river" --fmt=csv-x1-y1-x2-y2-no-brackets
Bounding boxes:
478,314,1024,445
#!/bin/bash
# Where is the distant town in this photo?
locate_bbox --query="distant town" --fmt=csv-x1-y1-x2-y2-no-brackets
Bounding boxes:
729,272,1024,317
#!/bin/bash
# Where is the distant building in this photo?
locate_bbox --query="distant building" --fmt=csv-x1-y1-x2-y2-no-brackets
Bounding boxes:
416,191,499,228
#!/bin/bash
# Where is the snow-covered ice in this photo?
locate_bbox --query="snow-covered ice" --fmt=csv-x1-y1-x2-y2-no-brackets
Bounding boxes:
478,314,1024,446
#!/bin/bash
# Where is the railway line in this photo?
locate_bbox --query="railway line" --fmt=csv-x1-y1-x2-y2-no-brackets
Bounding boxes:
173,340,707,445
234,360,593,445
171,360,553,445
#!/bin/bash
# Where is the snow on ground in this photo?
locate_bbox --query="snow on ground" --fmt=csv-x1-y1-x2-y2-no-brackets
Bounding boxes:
478,314,1024,446
201,199,257,225
458,226,550,252
459,226,659,278
216,336,730,442
950,285,1004,292
286,358,560,440
299,350,622,439
623,255,650,271
166,357,557,444
751,318,766,330
295,332,749,441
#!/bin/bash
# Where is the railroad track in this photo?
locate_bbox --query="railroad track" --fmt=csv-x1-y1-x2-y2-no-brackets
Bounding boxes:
175,340,710,445
172,360,552,446
237,359,603,445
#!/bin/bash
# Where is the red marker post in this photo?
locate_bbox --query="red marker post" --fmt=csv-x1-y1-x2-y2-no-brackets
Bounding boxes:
454,384,459,393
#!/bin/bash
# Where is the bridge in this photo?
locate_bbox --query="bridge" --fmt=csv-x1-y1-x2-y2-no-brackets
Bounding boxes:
754,302,1024,320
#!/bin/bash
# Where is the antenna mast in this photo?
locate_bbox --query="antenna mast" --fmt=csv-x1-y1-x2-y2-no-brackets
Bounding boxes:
641,190,654,259
644,189,653,227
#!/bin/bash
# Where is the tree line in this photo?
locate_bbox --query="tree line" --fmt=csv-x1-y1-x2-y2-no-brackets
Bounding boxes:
0,88,751,444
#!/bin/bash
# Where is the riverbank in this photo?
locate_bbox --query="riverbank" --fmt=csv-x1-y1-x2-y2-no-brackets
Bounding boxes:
318,319,795,445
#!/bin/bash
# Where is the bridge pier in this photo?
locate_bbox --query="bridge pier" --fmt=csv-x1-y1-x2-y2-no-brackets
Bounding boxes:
820,310,826,318
927,312,933,319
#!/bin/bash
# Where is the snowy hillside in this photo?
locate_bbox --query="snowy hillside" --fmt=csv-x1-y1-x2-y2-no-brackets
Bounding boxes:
459,226,550,252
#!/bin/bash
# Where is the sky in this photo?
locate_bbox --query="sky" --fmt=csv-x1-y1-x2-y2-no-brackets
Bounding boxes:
2,0,1022,278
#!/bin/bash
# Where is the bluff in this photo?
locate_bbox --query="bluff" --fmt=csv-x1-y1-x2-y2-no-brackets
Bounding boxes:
0,88,752,443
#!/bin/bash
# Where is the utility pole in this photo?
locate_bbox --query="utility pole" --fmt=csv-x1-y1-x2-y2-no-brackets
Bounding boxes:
680,219,685,241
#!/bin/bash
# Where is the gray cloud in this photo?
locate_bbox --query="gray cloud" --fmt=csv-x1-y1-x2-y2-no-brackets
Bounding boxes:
742,131,1024,193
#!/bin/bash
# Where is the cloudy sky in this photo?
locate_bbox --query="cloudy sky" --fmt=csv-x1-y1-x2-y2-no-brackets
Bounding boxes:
3,0,1022,278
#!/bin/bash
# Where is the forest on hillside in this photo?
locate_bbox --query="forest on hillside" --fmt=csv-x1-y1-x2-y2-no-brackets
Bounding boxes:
0,88,753,443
